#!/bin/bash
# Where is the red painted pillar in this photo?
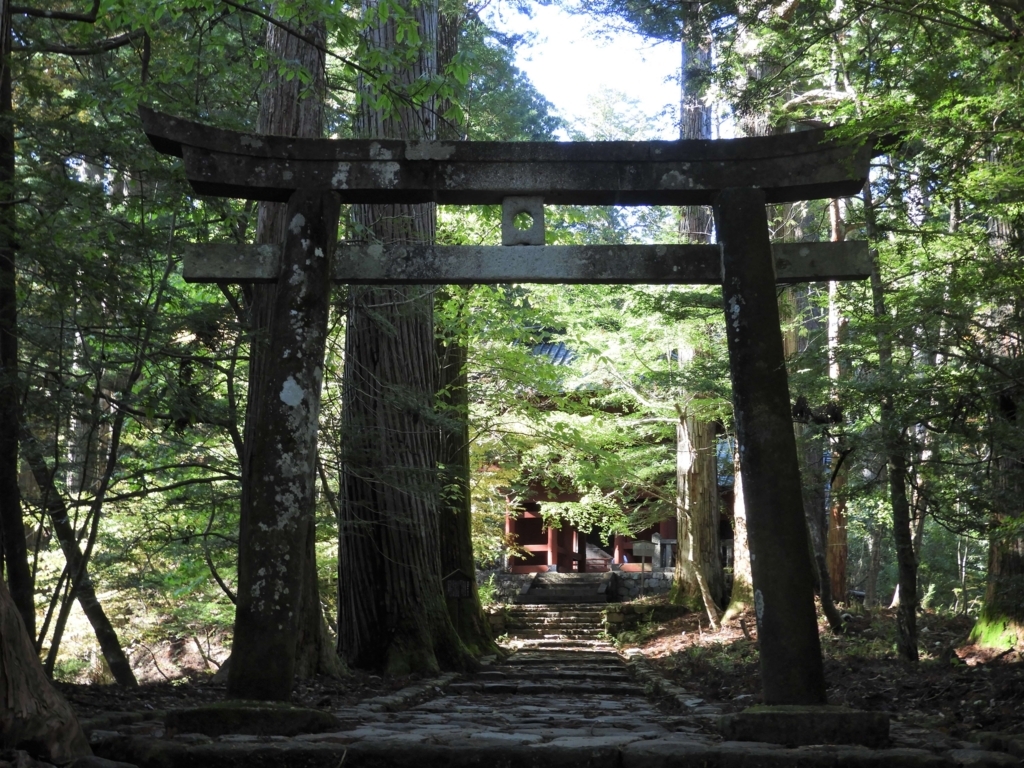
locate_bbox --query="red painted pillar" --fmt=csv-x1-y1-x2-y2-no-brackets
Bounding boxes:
547,524,558,570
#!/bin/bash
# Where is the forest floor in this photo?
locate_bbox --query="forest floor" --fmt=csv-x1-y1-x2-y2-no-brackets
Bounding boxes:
626,600,1024,740
56,602,1023,743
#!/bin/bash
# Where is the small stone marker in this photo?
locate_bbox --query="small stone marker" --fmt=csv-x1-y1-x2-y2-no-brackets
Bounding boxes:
443,569,475,599
632,541,656,598
443,569,475,629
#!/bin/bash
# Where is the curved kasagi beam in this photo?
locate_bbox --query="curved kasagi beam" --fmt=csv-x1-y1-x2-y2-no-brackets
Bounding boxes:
139,107,873,206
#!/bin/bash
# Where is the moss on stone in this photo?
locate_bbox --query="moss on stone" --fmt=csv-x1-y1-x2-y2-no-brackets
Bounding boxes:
969,616,1021,651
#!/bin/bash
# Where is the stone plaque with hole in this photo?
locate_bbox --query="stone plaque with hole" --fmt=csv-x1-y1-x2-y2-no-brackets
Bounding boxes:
501,197,545,246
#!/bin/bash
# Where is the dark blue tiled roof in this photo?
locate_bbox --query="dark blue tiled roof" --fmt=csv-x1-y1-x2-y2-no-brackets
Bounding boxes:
531,341,576,366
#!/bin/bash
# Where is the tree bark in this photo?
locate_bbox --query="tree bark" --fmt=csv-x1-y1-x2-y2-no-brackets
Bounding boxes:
972,390,1024,649
231,5,344,688
0,0,34,639
864,180,918,662
725,444,754,617
678,26,712,242
671,404,723,624
431,0,496,658
18,428,136,686
337,0,474,675
671,40,723,618
0,575,90,764
437,333,498,654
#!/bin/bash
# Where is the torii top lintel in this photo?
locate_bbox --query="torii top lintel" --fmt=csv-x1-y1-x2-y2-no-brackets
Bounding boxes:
140,107,872,207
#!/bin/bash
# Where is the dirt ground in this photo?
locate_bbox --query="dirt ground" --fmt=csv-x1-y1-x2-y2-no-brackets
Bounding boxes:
629,603,1024,739
59,668,427,721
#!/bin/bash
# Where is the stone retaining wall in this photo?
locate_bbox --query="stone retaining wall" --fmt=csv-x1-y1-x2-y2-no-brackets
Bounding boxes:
611,568,674,600
477,571,534,603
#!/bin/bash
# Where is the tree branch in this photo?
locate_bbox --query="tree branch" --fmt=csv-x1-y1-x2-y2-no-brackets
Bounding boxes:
14,27,144,55
12,0,99,22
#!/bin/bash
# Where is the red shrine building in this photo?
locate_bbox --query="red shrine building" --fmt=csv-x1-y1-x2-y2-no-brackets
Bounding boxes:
504,501,679,574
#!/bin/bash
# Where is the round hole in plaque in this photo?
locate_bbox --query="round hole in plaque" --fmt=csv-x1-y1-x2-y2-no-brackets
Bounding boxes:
513,211,534,230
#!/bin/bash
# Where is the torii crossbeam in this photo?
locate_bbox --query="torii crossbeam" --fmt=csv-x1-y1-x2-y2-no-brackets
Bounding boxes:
140,107,873,706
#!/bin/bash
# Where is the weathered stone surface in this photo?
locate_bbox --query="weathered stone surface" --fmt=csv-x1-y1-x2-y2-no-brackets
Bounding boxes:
948,749,1023,767
182,241,870,286
68,756,140,768
977,733,1024,759
164,703,339,738
140,107,873,206
719,705,890,748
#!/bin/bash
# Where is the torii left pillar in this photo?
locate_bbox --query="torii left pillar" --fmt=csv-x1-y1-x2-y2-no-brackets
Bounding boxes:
714,187,827,705
228,189,340,701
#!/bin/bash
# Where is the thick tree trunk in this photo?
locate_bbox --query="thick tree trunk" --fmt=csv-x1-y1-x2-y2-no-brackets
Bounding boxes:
725,445,754,617
0,0,33,639
18,428,136,687
337,0,474,675
671,42,722,618
0,576,90,764
231,7,343,688
678,29,712,242
437,334,498,654
865,180,918,661
671,406,723,624
431,1,495,657
972,390,1024,650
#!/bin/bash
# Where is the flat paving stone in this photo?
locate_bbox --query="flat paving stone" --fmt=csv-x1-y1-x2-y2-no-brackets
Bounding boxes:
84,638,1024,768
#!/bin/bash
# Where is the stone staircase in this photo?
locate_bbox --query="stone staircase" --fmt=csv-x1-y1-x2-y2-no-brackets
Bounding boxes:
517,571,612,604
503,572,612,648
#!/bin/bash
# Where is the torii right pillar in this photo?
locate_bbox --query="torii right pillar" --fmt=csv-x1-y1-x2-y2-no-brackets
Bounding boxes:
714,187,827,705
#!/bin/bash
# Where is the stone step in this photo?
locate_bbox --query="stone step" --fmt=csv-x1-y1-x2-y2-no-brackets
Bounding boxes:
532,573,609,583
507,630,605,639
505,618,604,628
447,681,639,696
515,595,608,604
505,602,607,610
477,670,632,683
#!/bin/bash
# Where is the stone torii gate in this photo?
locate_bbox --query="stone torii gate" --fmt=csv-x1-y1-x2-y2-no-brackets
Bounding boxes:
140,107,873,705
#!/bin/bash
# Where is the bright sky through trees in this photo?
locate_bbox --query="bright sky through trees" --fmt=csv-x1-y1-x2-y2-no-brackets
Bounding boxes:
482,3,681,139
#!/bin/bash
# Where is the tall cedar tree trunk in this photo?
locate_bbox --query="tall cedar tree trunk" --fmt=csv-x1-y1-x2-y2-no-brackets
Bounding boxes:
19,429,136,686
0,576,90,763
436,335,498,654
826,200,849,600
0,0,34,638
673,407,723,624
229,10,344,698
725,445,754,616
670,28,723,621
337,0,475,675
864,180,918,661
972,215,1024,649
433,5,497,656
973,390,1024,649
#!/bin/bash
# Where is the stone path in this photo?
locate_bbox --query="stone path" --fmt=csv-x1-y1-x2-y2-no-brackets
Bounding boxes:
89,638,1023,767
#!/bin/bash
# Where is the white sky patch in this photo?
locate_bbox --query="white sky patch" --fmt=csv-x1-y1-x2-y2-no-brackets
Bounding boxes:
483,4,680,140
